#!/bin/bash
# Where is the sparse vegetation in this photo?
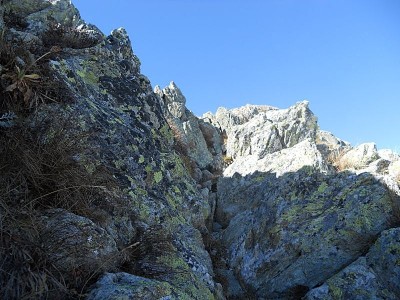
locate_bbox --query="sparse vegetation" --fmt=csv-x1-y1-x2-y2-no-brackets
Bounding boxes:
0,27,63,113
223,155,234,166
166,118,197,178
0,118,122,299
327,148,352,171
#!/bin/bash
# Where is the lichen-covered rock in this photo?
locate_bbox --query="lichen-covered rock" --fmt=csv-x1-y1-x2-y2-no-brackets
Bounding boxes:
86,272,179,300
0,1,219,298
155,81,220,170
366,227,400,297
215,168,399,298
305,257,397,300
305,228,400,299
3,1,400,299
39,209,119,280
3,0,103,49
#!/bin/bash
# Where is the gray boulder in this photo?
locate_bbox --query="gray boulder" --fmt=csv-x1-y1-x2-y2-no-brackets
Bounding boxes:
39,209,119,280
367,227,400,297
306,228,400,299
87,272,176,300
216,168,400,298
305,257,397,300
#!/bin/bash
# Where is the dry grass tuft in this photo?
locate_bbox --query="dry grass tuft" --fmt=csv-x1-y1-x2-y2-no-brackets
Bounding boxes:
222,155,234,166
167,119,188,155
327,149,352,171
0,118,120,299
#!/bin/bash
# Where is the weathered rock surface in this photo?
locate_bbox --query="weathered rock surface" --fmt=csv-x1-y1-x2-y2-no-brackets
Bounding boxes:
87,272,177,300
215,167,399,298
155,81,223,171
306,227,400,299
39,209,119,281
205,102,400,298
224,138,330,177
1,1,218,299
204,101,318,160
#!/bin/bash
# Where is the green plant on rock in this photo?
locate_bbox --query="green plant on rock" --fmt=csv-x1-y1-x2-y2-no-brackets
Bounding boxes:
0,31,62,110
223,155,234,166
3,65,41,105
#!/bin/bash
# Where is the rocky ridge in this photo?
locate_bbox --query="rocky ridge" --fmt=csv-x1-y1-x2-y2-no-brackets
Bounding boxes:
1,1,400,300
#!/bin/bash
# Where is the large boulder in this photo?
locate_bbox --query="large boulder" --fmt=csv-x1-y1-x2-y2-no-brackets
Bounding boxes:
39,209,119,281
87,272,177,300
215,167,400,299
306,228,400,299
337,143,379,170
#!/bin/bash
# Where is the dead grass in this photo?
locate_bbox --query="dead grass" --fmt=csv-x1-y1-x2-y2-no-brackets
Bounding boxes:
395,172,400,186
0,119,120,299
327,148,352,171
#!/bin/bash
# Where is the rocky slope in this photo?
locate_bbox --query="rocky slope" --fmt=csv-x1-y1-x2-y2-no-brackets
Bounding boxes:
0,1,219,299
1,1,400,300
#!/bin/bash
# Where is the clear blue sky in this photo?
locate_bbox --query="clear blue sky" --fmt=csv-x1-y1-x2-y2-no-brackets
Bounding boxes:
72,0,399,151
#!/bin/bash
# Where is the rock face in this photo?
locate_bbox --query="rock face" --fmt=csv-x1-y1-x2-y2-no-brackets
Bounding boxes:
0,1,218,299
155,81,224,172
1,1,400,300
203,101,318,161
216,169,398,298
205,101,400,298
305,228,400,299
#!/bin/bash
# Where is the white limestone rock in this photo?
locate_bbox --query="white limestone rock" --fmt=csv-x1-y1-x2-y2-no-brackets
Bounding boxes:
379,149,400,162
205,101,318,160
224,138,330,177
